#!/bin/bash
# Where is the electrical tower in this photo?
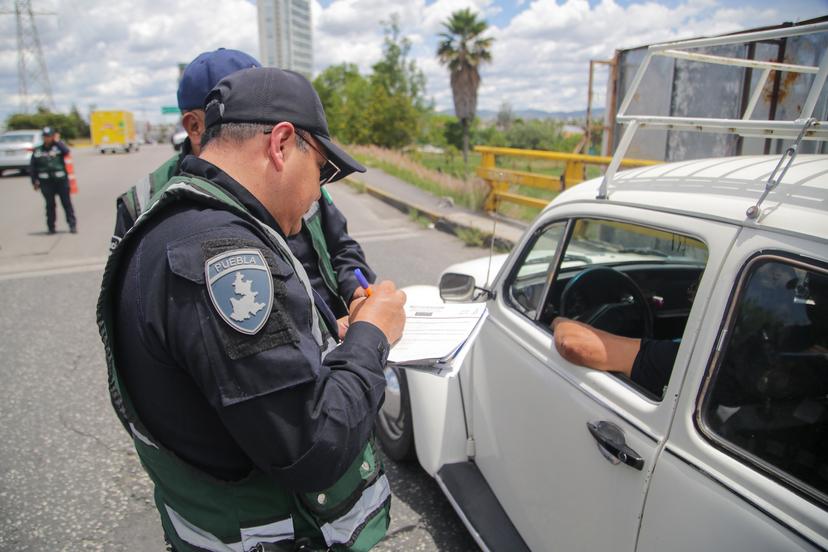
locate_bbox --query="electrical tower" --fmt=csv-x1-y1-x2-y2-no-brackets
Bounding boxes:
3,0,55,112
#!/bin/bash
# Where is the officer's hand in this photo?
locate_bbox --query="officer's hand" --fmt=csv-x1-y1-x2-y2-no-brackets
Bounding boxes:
336,315,350,339
32,181,40,191
351,286,367,301
349,280,406,345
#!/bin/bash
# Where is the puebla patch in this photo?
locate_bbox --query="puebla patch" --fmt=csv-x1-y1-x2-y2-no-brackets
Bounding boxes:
205,249,273,335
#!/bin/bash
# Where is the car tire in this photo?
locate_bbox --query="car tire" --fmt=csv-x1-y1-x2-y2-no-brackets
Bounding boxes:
376,364,416,462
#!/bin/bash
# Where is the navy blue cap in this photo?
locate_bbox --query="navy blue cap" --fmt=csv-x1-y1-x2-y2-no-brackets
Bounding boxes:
204,67,365,181
41,126,54,136
177,48,261,111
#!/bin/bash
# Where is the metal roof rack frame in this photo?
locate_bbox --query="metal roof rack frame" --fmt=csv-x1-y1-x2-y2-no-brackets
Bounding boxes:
598,21,828,200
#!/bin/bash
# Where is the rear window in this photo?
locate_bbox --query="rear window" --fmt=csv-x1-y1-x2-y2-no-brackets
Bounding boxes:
0,133,37,144
701,257,828,504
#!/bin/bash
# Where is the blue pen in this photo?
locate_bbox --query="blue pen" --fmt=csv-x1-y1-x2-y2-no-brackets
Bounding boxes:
354,268,372,297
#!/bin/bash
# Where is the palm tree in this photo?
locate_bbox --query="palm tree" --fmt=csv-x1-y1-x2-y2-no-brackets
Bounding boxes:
437,8,493,167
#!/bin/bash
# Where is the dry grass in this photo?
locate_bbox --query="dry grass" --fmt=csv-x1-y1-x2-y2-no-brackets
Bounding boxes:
349,145,488,210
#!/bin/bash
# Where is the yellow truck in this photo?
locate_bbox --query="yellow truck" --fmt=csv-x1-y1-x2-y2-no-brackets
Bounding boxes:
91,110,137,154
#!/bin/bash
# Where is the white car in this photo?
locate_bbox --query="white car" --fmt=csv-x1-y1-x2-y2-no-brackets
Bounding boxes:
0,129,42,176
171,129,187,151
377,154,828,551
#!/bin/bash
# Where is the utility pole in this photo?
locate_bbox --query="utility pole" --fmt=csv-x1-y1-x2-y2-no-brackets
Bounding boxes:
1,0,56,113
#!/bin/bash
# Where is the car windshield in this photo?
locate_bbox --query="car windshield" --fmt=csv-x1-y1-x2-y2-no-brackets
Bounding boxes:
561,219,708,269
0,133,37,144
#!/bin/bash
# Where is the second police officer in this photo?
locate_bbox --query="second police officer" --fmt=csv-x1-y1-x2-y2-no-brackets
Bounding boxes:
31,127,77,234
111,48,375,330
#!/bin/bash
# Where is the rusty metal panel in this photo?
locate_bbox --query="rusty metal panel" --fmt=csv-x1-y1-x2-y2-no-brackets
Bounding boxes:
609,26,828,161
766,33,828,155
613,47,674,160
666,44,745,161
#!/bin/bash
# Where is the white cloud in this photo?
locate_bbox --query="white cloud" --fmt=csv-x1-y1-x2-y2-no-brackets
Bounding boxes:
0,0,823,126
313,0,823,114
0,0,257,124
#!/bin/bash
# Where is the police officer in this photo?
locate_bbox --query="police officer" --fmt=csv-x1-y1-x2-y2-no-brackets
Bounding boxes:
112,48,260,238
98,67,406,551
31,127,76,234
112,48,374,336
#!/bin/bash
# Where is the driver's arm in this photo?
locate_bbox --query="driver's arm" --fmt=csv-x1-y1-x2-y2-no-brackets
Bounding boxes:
551,317,640,376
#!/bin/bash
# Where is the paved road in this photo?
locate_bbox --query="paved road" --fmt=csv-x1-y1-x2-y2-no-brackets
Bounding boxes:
0,145,483,551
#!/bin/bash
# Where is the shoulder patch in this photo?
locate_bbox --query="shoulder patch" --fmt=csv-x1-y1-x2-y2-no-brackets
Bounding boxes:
205,249,273,335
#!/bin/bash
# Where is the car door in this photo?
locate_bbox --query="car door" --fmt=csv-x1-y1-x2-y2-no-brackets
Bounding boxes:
464,202,739,551
637,228,828,551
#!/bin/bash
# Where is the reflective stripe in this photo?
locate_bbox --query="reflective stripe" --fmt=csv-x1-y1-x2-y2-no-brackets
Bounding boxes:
38,173,49,178
130,422,158,449
135,174,151,214
166,505,243,552
321,474,391,546
241,517,295,550
302,200,319,221
166,505,295,552
54,170,66,177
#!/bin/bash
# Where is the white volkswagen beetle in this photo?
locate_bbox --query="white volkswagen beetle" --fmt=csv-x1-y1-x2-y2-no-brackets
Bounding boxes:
377,153,828,551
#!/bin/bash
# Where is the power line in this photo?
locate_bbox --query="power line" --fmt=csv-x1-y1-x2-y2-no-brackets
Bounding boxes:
0,1,56,113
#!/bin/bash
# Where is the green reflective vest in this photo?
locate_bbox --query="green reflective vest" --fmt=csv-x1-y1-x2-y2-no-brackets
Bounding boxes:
31,144,68,184
97,174,391,552
118,153,179,225
303,190,347,314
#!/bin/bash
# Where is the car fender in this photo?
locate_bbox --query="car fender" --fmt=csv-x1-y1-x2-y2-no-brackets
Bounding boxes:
399,285,470,476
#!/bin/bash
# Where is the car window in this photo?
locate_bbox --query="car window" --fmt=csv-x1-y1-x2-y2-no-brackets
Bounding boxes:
0,133,37,144
506,217,708,400
507,221,567,317
701,258,828,503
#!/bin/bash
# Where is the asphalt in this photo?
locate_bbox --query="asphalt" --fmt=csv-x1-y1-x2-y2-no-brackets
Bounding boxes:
346,168,527,249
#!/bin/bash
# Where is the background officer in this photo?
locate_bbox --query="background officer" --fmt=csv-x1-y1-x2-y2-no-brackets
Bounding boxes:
99,67,406,551
31,127,76,234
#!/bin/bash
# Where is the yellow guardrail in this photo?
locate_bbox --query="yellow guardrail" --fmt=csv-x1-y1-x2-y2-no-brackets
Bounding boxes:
475,146,660,212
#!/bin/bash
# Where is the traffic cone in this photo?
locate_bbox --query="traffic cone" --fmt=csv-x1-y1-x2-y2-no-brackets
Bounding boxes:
65,153,78,194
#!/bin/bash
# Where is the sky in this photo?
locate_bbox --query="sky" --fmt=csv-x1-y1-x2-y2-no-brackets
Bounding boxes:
0,0,826,126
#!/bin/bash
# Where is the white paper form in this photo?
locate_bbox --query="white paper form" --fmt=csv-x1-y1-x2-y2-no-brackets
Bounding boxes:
387,302,487,367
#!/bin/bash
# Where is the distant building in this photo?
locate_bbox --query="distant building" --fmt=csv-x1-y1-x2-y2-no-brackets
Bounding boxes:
257,0,313,78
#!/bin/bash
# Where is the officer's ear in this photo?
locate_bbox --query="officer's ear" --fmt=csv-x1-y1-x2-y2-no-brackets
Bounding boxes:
266,122,294,173
182,111,204,144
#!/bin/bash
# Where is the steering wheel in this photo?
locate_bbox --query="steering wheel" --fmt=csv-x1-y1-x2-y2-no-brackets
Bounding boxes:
559,266,654,338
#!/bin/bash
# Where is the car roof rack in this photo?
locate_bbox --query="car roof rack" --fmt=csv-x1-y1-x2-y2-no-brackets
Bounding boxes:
598,20,828,201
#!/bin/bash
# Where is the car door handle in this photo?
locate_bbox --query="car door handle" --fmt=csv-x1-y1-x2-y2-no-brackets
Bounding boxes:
587,421,644,471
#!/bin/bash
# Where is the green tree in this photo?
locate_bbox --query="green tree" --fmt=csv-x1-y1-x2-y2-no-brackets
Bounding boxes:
313,63,373,143
369,15,427,148
495,101,514,132
5,106,90,140
437,8,493,165
313,16,427,149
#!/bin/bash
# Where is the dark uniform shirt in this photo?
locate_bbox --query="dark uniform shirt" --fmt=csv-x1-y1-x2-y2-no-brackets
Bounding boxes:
287,202,375,318
113,156,389,491
630,338,680,397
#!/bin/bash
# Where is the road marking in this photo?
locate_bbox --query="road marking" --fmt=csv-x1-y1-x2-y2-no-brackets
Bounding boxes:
0,258,108,282
350,229,425,243
0,226,427,281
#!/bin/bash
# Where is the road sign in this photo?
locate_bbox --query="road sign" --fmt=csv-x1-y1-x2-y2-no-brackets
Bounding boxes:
161,106,180,115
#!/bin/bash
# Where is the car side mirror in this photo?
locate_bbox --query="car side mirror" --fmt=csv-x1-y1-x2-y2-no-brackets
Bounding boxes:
439,273,477,302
